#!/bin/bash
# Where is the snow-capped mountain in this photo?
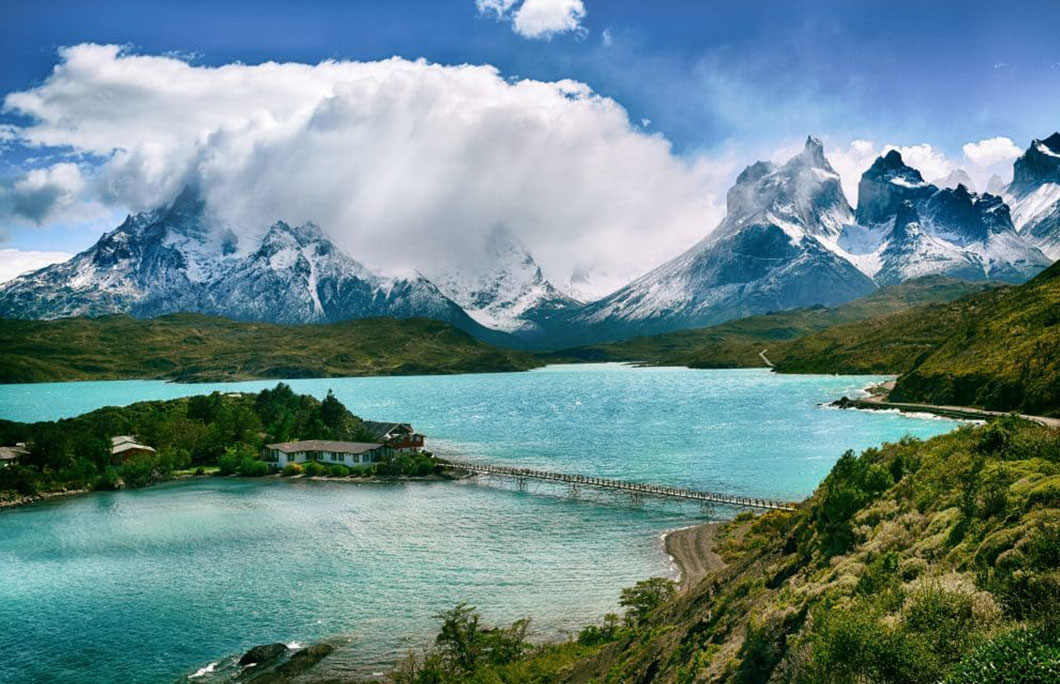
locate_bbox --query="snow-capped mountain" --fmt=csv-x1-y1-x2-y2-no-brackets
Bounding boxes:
840,150,1048,285
428,228,581,334
566,138,877,342
558,138,1050,346
0,187,490,337
933,168,976,192
1005,132,1060,259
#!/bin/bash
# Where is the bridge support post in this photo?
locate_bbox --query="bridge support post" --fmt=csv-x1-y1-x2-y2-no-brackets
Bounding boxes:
630,491,642,507
569,483,581,499
516,477,527,492
700,502,715,517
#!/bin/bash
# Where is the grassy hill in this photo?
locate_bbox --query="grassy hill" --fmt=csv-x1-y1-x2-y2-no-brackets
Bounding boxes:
0,314,544,383
546,277,994,369
382,417,1060,684
772,262,1060,416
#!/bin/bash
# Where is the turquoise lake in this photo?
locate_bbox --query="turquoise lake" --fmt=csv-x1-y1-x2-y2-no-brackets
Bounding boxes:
0,365,965,683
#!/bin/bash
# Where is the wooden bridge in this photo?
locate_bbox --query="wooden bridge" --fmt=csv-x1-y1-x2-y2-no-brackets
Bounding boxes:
443,459,798,512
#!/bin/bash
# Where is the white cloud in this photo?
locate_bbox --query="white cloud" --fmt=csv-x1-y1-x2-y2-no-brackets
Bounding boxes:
0,248,72,283
7,162,87,223
826,136,1028,205
962,136,1022,167
476,0,586,40
3,44,724,291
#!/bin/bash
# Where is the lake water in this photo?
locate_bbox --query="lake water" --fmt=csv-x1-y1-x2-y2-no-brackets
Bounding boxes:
0,365,963,683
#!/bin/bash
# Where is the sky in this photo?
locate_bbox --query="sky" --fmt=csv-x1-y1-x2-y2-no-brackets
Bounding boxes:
1,0,1059,293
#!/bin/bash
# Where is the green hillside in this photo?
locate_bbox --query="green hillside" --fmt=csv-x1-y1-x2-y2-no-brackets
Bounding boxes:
772,262,1060,416
383,417,1060,684
546,277,994,369
0,314,543,383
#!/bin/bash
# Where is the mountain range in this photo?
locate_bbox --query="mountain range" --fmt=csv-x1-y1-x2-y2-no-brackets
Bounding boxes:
2,134,1057,348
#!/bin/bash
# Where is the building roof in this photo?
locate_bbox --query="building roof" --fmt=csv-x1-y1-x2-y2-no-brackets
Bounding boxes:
362,421,415,438
110,435,155,455
266,440,384,454
0,445,28,461
112,442,156,455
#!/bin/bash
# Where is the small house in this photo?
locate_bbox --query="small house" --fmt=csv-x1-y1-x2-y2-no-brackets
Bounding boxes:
362,421,425,453
110,435,157,463
0,443,28,467
261,440,394,469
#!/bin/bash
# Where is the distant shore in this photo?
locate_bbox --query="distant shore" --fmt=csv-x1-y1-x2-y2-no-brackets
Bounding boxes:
664,521,726,591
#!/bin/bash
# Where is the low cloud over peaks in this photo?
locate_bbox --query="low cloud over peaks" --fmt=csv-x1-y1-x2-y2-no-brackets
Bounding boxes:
2,44,720,292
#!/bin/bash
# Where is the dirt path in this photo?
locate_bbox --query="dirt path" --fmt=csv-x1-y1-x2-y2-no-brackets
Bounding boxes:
854,390,1060,429
665,522,726,591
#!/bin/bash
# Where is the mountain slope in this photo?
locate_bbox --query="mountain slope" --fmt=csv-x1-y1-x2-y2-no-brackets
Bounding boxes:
0,314,543,383
546,276,994,368
545,418,1060,684
0,188,496,340
427,228,581,336
567,138,879,344
1006,132,1060,259
772,261,1060,416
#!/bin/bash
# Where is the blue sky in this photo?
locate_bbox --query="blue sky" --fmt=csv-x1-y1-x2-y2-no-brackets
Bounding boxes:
1,0,1059,285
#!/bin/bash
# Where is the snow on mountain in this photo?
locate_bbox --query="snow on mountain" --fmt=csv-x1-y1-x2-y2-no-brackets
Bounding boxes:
844,151,1049,284
558,137,1050,346
987,175,1007,195
1006,132,1060,259
933,168,976,192
428,228,581,334
565,137,877,342
0,187,490,337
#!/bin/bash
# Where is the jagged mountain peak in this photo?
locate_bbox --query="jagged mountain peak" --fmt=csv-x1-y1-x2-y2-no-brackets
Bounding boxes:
427,228,580,334
1012,132,1060,189
722,137,851,241
934,168,976,192
856,150,934,225
796,135,828,167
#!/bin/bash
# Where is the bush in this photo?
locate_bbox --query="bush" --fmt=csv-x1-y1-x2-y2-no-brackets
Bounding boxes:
577,613,621,646
238,459,270,477
328,464,350,477
944,625,1060,684
94,469,122,491
303,460,327,477
0,465,41,496
282,463,303,476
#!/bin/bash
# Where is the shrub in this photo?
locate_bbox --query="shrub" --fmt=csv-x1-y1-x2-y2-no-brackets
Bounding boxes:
93,469,122,491
944,625,1060,684
328,464,350,477
577,613,621,646
0,465,40,496
303,460,327,477
282,463,303,476
238,458,270,477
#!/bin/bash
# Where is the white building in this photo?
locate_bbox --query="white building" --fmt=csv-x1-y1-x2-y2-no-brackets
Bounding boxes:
261,440,393,469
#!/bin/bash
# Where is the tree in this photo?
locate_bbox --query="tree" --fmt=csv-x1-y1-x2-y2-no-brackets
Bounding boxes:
320,390,346,434
619,577,677,627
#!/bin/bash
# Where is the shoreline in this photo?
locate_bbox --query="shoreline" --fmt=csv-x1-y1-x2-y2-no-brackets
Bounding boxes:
663,521,726,592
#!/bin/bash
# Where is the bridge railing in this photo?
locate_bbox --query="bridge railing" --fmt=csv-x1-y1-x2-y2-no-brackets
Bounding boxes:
443,459,797,511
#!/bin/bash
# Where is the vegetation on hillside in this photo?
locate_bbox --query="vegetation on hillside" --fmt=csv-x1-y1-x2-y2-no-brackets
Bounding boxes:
0,383,437,501
772,262,1060,416
0,314,542,383
386,417,1060,683
545,277,993,369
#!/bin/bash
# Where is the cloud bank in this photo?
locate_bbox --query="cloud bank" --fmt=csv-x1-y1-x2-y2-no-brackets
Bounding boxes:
0,248,72,283
3,44,722,296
